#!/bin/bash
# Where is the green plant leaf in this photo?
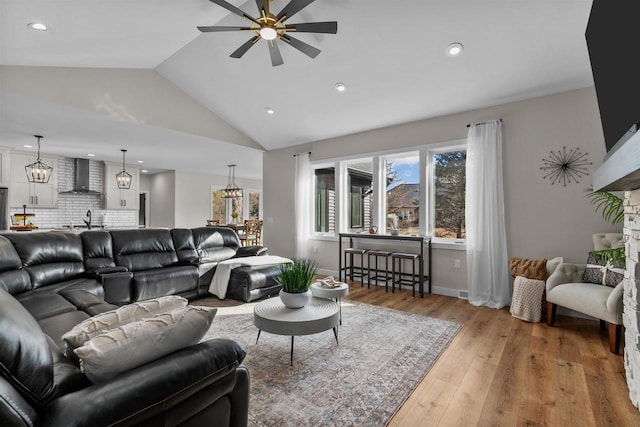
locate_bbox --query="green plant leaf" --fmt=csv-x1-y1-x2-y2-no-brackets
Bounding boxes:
585,188,624,225
278,258,318,294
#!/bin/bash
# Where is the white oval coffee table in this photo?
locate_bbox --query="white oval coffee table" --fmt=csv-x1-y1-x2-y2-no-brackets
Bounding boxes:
253,296,340,365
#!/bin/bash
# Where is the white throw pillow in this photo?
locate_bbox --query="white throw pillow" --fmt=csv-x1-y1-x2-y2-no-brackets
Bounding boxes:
74,306,217,383
62,295,188,351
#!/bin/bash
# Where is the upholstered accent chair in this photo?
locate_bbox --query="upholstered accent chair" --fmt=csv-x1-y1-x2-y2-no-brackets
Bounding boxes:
546,233,625,354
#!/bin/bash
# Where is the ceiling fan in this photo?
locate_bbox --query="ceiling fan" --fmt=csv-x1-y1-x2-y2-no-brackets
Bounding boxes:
198,0,338,67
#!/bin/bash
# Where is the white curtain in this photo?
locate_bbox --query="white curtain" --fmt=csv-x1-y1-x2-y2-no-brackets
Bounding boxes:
465,120,510,308
294,153,311,259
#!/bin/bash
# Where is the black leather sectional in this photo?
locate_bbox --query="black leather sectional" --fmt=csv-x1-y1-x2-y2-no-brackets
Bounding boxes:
0,226,281,427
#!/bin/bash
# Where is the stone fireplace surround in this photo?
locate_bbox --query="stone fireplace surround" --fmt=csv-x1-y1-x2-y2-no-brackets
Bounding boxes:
593,129,640,410
624,190,640,409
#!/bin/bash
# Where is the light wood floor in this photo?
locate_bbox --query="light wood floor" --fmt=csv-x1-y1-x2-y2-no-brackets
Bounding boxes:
341,281,640,427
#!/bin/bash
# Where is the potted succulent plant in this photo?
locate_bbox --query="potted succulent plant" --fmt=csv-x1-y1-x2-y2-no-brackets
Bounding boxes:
278,258,318,308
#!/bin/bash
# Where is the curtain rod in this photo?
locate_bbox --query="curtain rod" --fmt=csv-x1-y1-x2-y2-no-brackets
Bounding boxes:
467,118,502,128
293,151,311,157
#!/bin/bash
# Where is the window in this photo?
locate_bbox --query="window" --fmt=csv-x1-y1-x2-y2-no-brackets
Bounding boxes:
248,191,260,220
211,189,226,224
346,161,373,232
385,154,419,235
306,139,466,241
431,149,466,239
314,167,335,233
212,186,262,224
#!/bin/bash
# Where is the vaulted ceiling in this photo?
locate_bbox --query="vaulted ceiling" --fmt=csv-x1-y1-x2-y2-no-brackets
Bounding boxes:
0,0,595,179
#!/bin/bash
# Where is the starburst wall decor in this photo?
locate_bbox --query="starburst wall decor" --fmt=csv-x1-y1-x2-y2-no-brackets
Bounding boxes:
540,146,592,186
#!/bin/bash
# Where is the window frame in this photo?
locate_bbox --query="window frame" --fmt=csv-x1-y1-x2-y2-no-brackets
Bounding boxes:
211,186,263,223
307,138,467,243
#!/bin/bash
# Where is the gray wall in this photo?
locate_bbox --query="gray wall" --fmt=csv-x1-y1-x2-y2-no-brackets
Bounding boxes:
263,87,621,294
147,170,262,229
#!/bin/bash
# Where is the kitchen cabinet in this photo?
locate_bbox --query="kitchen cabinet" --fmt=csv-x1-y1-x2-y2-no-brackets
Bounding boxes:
104,162,139,210
9,152,59,208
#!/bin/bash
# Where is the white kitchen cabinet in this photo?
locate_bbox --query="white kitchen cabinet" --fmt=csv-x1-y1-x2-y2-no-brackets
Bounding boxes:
104,162,139,210
9,152,59,208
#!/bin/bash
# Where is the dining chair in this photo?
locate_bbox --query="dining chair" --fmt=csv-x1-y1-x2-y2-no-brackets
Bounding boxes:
239,219,262,246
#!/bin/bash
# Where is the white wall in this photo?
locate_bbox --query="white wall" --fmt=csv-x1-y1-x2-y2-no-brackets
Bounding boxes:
263,87,622,294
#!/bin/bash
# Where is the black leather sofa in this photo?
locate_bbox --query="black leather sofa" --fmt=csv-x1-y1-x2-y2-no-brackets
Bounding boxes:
0,226,284,426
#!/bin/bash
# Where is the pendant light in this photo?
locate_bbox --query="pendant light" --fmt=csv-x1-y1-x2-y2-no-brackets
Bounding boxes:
223,164,243,198
116,149,132,189
25,135,53,183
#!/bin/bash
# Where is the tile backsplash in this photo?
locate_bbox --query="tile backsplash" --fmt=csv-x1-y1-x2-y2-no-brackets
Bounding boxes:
10,158,138,228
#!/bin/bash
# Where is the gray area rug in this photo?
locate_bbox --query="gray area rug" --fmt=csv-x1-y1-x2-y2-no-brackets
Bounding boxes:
195,300,460,427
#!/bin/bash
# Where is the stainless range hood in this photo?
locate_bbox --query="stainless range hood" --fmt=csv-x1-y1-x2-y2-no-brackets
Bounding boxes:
59,158,104,195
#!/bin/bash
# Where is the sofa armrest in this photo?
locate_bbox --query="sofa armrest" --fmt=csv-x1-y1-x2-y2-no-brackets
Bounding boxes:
101,271,134,305
94,266,128,274
546,263,586,293
42,339,247,427
235,246,268,258
606,281,625,317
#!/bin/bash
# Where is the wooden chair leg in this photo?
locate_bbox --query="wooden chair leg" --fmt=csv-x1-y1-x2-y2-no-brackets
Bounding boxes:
546,302,557,326
608,322,622,354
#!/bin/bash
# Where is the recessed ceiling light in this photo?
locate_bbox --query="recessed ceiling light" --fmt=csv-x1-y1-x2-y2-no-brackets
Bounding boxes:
23,144,33,148
265,107,275,115
446,42,464,57
28,22,48,31
137,160,144,164
87,153,96,157
141,169,148,173
335,82,346,92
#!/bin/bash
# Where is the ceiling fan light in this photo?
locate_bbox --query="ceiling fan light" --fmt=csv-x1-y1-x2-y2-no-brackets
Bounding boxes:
259,27,277,40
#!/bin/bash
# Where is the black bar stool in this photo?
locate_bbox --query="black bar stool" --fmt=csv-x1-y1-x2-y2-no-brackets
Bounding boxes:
391,252,422,297
367,250,393,291
343,248,368,285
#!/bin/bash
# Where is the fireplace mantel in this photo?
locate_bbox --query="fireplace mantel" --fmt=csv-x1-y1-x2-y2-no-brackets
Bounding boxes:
593,129,640,191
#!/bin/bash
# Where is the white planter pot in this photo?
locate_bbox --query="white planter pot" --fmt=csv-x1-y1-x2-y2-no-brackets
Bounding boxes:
279,289,311,309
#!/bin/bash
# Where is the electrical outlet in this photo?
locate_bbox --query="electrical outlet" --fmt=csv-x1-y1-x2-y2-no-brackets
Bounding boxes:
454,259,461,269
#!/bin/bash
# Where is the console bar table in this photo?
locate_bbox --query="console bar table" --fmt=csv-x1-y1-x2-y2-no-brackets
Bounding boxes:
338,233,432,297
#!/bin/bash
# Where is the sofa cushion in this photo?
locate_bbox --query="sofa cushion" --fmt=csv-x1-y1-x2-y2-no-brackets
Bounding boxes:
38,311,92,350
16,292,78,321
81,231,116,272
62,295,188,350
0,235,32,295
111,229,179,271
0,288,54,408
171,228,199,264
192,227,239,263
74,306,217,383
3,232,85,289
132,265,198,301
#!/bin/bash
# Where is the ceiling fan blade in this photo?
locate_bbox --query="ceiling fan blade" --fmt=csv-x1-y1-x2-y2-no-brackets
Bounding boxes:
230,36,260,58
268,40,284,67
282,35,320,58
286,21,337,34
276,0,316,22
208,0,257,23
197,26,252,32
255,0,267,13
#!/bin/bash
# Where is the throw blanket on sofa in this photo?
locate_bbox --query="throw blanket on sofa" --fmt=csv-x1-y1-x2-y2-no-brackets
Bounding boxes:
510,276,546,322
208,256,292,299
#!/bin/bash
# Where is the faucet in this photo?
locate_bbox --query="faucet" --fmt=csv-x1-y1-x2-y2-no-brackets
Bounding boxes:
83,210,92,230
